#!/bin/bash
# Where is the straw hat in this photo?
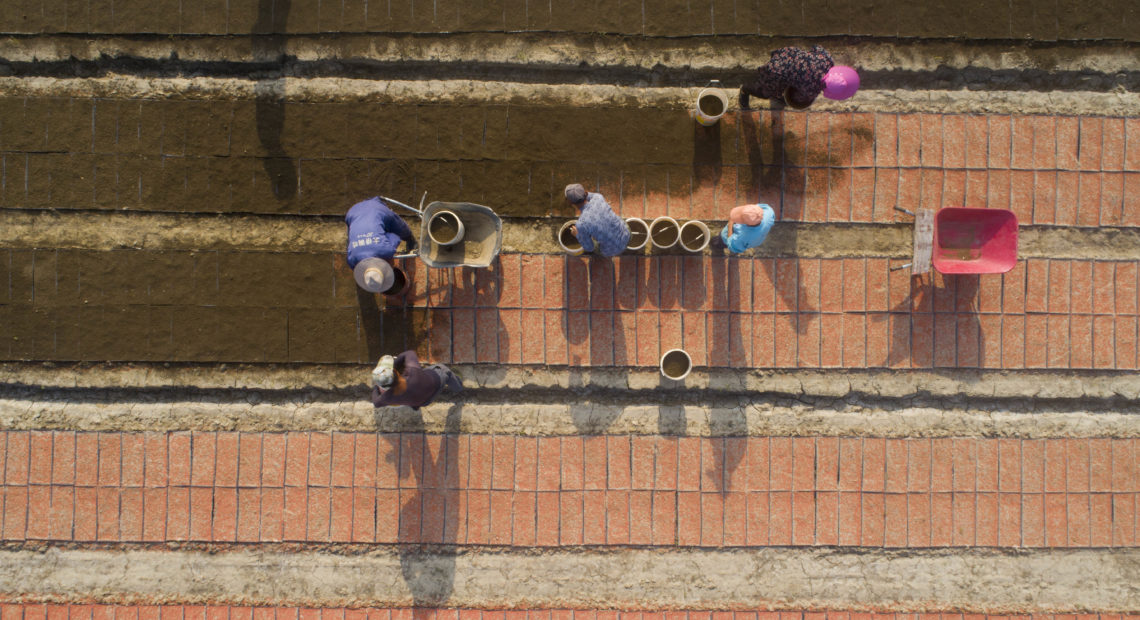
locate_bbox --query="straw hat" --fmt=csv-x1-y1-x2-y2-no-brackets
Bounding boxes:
353,257,394,293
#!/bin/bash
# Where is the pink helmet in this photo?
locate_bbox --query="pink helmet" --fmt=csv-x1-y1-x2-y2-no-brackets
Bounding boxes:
822,65,860,100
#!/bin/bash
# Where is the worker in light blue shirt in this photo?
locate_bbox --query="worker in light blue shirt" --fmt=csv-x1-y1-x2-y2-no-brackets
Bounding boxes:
565,183,630,257
720,203,776,254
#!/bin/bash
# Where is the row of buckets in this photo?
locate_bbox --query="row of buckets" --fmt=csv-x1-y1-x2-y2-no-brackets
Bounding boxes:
558,216,712,255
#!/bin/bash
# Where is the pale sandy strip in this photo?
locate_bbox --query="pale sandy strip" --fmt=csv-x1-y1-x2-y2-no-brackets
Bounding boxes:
2,397,1140,438
0,76,1137,116
6,363,1140,400
0,547,1137,613
3,210,1139,261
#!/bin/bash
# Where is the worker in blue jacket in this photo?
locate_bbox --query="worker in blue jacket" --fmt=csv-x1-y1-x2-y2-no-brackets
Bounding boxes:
345,197,417,294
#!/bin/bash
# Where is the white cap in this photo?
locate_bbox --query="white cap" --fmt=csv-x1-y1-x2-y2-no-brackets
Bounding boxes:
372,355,396,389
353,258,394,293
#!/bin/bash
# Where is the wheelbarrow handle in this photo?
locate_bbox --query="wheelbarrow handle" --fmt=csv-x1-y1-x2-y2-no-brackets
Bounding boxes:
393,253,418,260
894,206,916,217
890,262,913,272
381,191,428,215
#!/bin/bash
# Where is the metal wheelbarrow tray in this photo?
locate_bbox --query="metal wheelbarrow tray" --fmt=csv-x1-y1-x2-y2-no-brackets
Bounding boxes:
416,201,503,268
382,194,503,269
932,207,1019,274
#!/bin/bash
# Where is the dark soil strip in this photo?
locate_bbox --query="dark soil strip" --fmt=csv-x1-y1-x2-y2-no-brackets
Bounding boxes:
2,55,1139,93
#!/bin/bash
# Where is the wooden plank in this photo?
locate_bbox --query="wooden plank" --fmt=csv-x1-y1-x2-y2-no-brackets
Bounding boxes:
912,208,934,274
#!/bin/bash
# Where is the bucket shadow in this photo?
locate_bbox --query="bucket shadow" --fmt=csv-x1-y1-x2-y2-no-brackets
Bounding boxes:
707,423,747,494
693,123,722,208
253,0,296,200
556,255,631,377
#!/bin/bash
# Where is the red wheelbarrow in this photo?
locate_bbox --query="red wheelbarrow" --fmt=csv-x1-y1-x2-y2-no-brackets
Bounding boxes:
895,207,1019,274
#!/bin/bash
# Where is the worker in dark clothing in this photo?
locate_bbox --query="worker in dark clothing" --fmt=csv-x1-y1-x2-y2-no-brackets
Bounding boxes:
346,197,417,294
371,350,463,410
739,46,859,110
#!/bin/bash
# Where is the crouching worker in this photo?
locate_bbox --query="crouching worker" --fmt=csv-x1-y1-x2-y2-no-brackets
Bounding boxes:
371,350,463,410
346,197,417,294
565,183,630,258
720,203,776,254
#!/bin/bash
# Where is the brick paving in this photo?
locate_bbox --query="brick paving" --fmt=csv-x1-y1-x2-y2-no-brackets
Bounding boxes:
2,100,1139,225
4,249,1139,370
2,431,1136,548
2,0,1136,40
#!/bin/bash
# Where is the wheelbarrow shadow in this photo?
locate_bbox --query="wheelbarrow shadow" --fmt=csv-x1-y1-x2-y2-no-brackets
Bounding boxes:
887,272,984,368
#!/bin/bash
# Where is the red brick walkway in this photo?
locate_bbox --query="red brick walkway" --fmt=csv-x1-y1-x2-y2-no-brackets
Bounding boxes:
3,431,1136,548
397,255,1140,370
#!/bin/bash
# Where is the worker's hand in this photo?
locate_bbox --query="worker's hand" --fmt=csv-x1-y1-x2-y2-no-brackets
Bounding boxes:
405,239,417,252
569,225,578,237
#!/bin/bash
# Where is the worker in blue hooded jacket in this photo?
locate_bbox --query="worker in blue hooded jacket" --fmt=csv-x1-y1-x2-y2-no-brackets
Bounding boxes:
345,197,417,294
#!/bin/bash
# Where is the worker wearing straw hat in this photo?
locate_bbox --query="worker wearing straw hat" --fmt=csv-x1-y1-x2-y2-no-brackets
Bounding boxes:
345,197,417,294
739,45,859,110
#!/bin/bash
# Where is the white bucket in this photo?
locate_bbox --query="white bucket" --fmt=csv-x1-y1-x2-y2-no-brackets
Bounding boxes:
679,220,711,252
693,87,729,126
649,216,680,249
626,217,649,251
660,349,693,381
558,220,584,255
427,210,465,246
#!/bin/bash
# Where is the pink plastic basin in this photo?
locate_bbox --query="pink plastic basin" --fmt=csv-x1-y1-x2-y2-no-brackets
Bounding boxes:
932,207,1019,274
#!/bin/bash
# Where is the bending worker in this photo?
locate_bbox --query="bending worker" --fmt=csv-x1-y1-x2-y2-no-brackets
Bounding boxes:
565,183,630,257
371,349,463,410
739,45,859,110
721,203,776,254
345,197,416,294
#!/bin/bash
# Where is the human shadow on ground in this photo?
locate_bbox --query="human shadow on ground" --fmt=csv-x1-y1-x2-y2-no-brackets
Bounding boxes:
381,404,463,610
253,0,297,200
355,279,430,364
742,110,815,334
561,254,630,434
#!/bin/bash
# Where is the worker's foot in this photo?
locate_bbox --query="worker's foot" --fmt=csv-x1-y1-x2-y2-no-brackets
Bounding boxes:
737,90,751,111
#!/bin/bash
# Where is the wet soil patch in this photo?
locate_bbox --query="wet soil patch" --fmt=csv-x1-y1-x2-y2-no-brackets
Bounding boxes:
650,219,679,247
384,267,408,296
627,219,649,249
661,350,691,379
559,222,581,250
428,212,462,245
680,223,708,250
698,94,724,116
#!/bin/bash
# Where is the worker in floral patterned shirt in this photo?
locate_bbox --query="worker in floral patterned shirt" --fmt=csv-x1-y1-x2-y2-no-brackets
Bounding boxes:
739,45,860,110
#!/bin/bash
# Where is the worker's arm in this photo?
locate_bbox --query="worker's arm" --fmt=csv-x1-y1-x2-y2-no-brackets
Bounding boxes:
378,203,416,246
395,350,422,369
